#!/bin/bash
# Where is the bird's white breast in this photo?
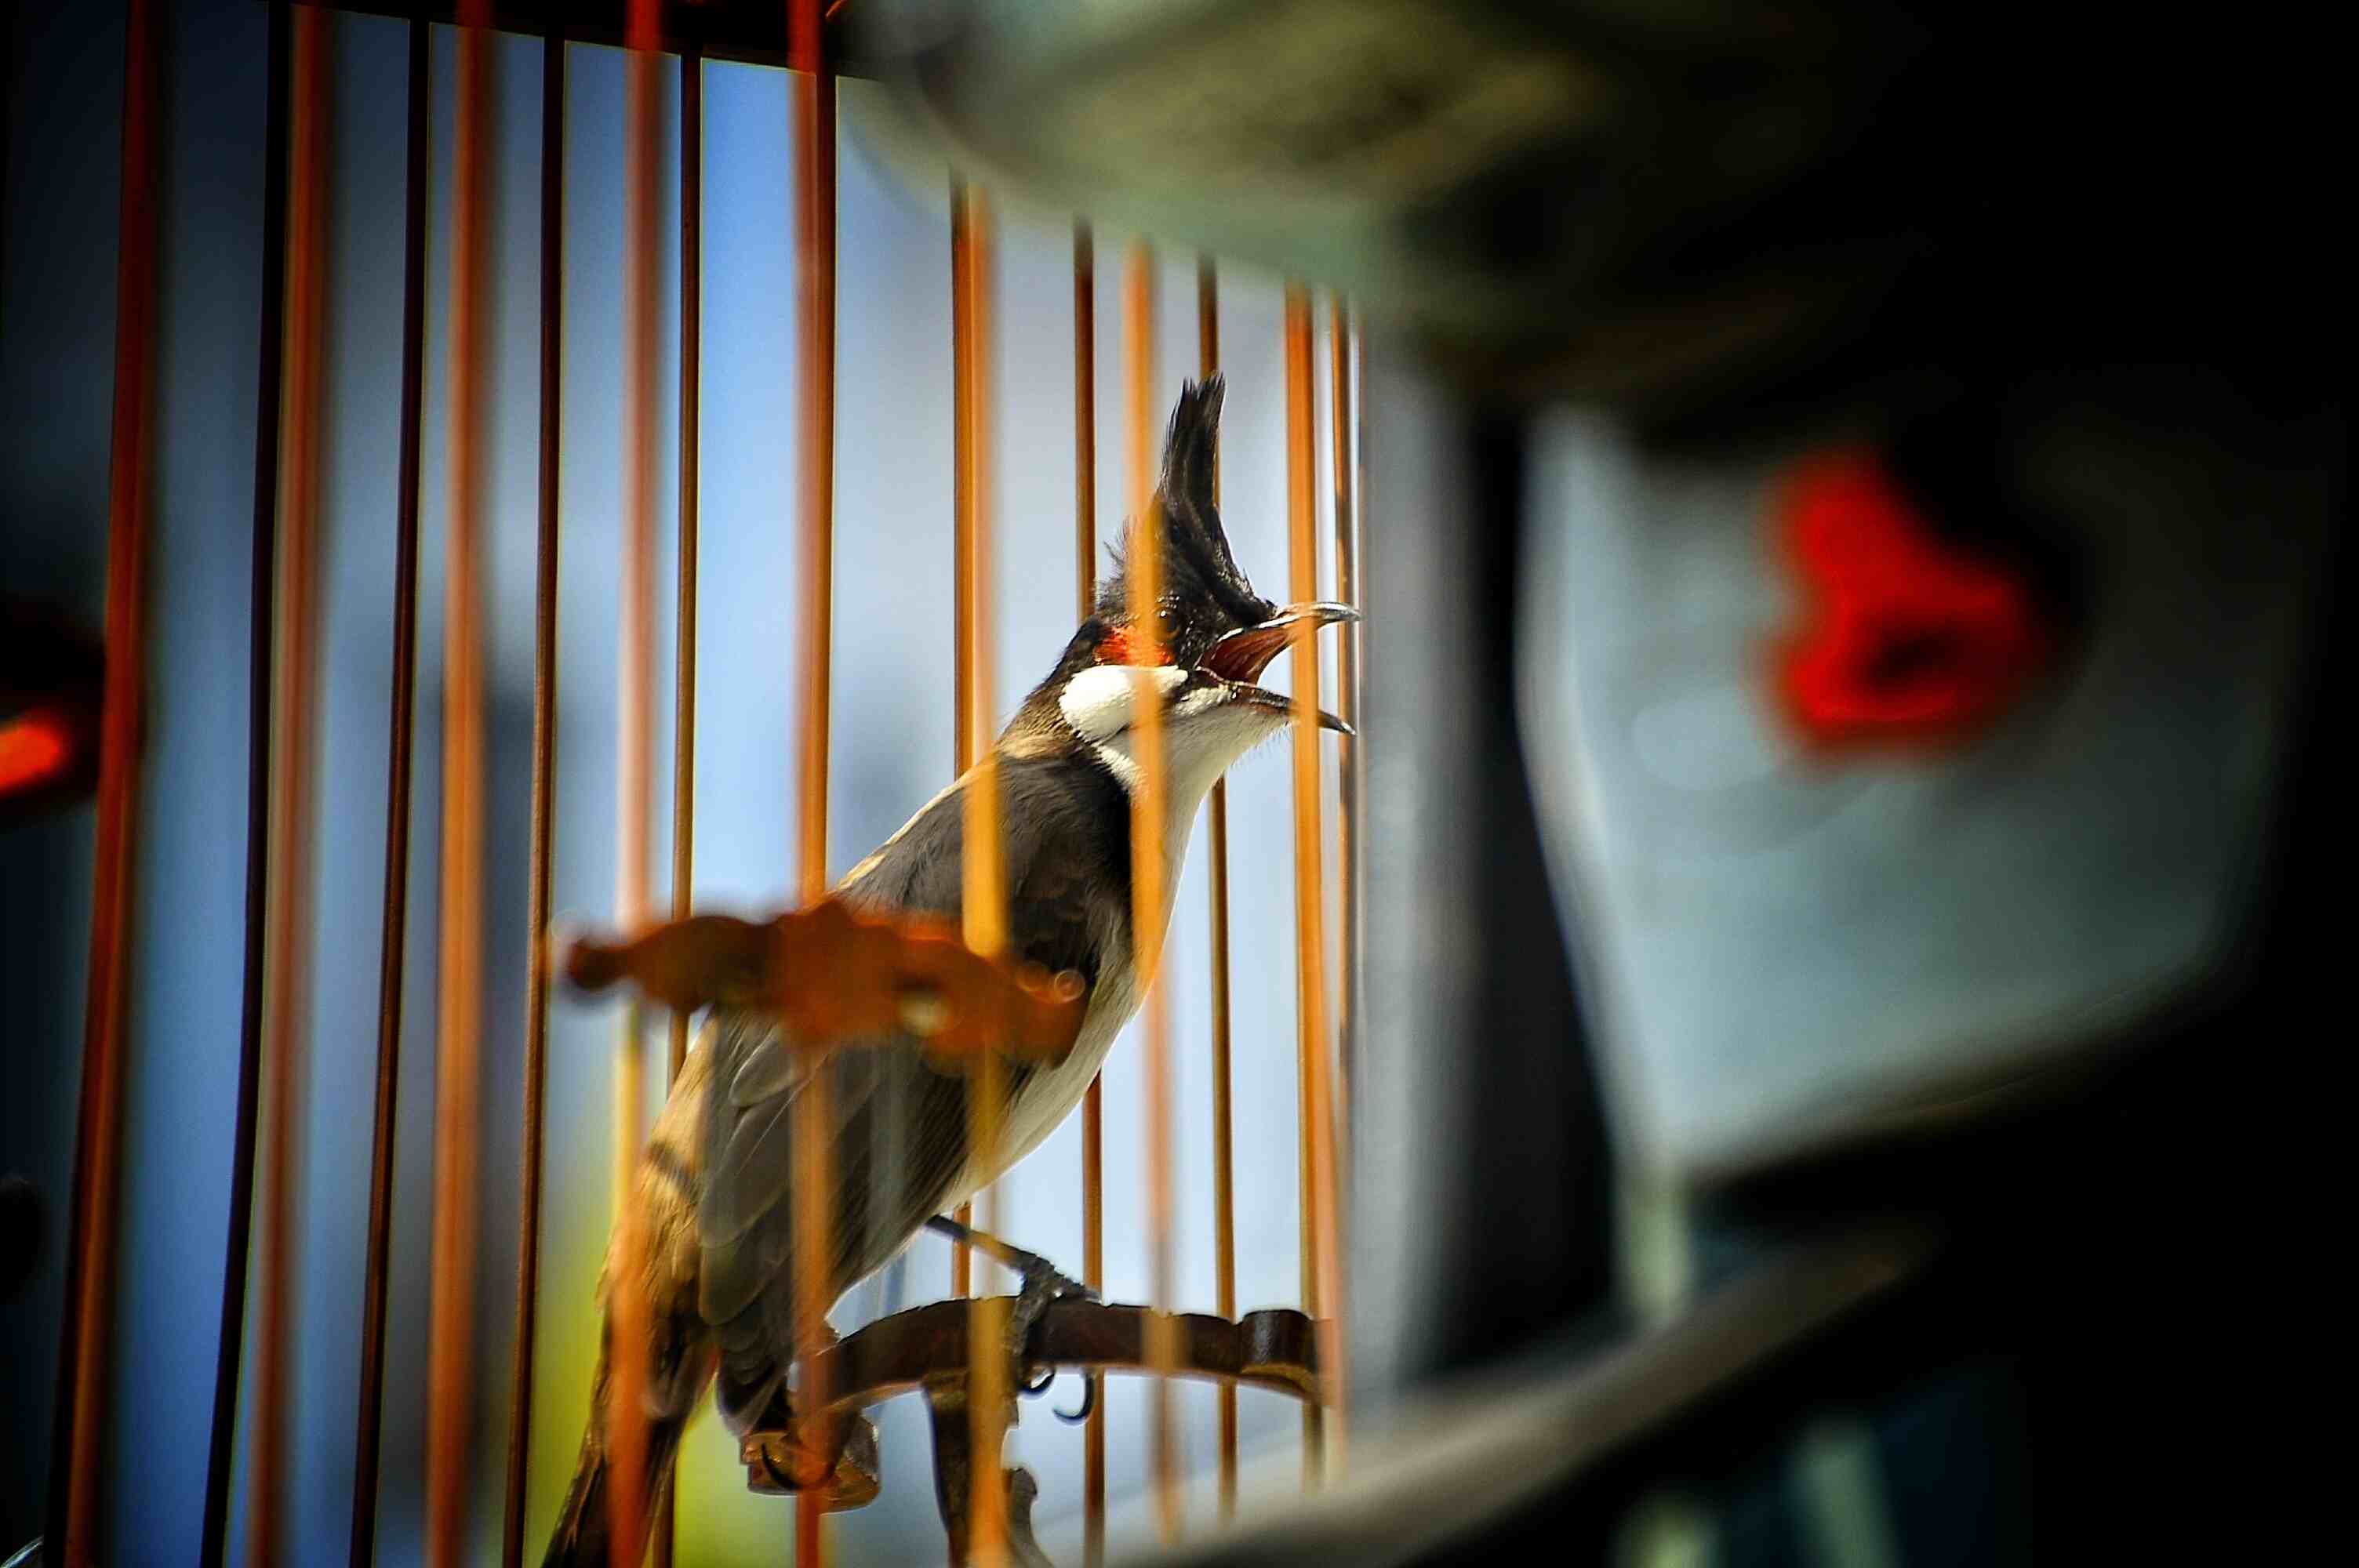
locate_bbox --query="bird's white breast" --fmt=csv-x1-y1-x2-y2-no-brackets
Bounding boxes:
951,664,1288,1196
965,923,1137,1192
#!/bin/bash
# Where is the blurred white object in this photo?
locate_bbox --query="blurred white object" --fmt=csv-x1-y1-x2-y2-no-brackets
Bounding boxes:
1519,396,2329,1182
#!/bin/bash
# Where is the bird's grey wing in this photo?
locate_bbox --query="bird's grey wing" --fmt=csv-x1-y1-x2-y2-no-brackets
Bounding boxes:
998,757,1124,1000
691,776,975,1422
692,758,1128,1425
697,1000,964,1422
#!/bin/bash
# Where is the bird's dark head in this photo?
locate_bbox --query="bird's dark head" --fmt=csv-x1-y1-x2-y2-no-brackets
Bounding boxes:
1008,376,1354,791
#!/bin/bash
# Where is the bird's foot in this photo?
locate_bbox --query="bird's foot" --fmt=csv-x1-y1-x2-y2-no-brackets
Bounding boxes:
924,1213,1101,1425
740,1411,881,1510
739,1372,881,1510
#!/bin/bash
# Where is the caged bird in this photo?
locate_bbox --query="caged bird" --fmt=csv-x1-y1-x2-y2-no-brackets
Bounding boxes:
544,376,1355,1566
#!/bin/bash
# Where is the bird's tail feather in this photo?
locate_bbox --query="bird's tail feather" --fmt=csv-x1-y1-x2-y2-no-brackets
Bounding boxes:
540,1359,692,1568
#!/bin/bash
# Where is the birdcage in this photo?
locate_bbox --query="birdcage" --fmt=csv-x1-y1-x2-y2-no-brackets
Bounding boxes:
21,2,1362,1563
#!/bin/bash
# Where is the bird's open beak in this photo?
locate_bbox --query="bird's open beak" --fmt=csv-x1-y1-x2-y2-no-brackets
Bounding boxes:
1202,602,1359,735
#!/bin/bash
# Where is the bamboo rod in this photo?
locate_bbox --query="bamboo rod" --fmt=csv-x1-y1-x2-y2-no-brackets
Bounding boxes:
647,38,703,1568
426,5,496,1562
500,18,565,1567
948,179,975,1302
250,11,331,1561
1074,225,1097,620
1125,240,1183,1544
354,16,429,1564
955,183,1012,1568
1326,297,1361,1452
789,1,838,1560
53,0,158,1557
1198,253,1241,1522
605,5,663,1565
1282,284,1345,1481
198,0,286,1557
669,44,703,1110
1073,218,1107,1568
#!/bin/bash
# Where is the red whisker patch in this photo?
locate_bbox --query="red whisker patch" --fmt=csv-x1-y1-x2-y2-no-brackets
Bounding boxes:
1096,628,1174,667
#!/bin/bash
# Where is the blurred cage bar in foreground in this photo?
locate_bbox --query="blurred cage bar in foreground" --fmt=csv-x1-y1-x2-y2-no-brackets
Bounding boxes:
42,1,1364,1564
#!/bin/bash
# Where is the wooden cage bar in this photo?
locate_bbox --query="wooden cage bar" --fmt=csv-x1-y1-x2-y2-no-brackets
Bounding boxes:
602,4,666,1565
649,42,703,1568
1122,239,1185,1544
500,14,567,1566
197,0,289,1558
669,42,703,1118
1073,218,1108,1568
423,4,496,1563
1074,226,1099,620
952,180,1016,1568
352,14,433,1566
1198,253,1242,1520
1328,299,1361,1440
948,178,976,1302
788,1,839,1563
1284,285,1347,1476
51,0,162,1559
249,9,333,1560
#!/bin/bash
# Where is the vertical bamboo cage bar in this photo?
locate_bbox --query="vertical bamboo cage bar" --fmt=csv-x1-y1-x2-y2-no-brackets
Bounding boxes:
652,36,702,1568
951,183,976,782
1198,252,1242,1521
354,16,431,1565
426,4,496,1562
606,3,663,1563
1124,239,1183,1544
198,0,287,1558
52,0,159,1556
250,11,331,1560
1074,225,1098,620
959,179,1003,1291
1283,284,1346,1480
955,183,1014,1568
1072,218,1108,1568
669,45,703,1119
501,17,566,1568
789,0,839,1560
947,179,976,1301
1326,298,1361,1384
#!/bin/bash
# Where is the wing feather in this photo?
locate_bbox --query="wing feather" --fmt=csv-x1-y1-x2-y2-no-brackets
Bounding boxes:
685,755,1132,1425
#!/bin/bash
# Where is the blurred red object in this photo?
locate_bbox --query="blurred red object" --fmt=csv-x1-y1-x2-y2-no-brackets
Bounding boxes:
1,594,106,816
1776,449,2053,749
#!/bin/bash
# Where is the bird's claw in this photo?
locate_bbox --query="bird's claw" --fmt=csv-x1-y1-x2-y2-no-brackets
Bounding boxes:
1005,1252,1095,1390
1051,1370,1098,1425
924,1214,1101,1425
1008,1263,1097,1425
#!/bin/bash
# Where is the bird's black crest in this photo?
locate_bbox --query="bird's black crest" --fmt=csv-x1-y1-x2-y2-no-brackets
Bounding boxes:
1100,376,1273,626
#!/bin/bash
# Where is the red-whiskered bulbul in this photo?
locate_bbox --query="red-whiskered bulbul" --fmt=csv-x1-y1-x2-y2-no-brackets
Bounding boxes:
544,376,1354,1566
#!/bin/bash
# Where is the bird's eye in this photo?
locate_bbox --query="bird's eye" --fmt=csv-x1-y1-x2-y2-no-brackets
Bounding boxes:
1097,604,1187,667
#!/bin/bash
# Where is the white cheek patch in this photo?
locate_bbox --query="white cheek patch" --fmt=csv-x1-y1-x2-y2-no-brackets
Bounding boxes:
1059,665,1135,740
1060,663,1183,741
